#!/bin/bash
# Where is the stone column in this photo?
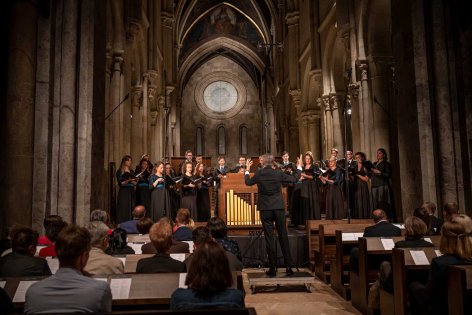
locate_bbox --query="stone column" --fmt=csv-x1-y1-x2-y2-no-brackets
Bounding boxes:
286,11,300,89
165,86,175,157
357,61,373,157
330,93,345,152
322,95,332,157
289,89,303,152
302,109,321,160
348,82,360,152
130,85,143,158
4,0,39,230
110,53,124,164
267,100,277,154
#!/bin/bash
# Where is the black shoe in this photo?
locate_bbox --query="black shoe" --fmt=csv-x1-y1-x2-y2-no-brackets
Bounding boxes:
265,268,277,277
286,267,294,276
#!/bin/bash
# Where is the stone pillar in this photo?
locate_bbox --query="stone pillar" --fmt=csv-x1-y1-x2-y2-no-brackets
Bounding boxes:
130,85,143,159
4,0,39,230
267,100,277,154
330,93,345,152
289,89,303,152
348,82,360,152
357,61,373,157
322,95,332,157
286,11,300,89
165,86,175,157
110,54,124,164
289,125,300,158
302,109,321,160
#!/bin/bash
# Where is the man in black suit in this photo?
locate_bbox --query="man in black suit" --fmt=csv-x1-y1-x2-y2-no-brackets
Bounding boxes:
363,209,402,237
213,156,230,215
0,227,51,277
137,218,186,273
244,154,302,276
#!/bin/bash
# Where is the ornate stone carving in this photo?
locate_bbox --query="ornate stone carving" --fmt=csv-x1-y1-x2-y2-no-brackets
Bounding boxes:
301,109,320,126
148,85,157,107
321,95,331,112
316,97,323,108
285,11,300,26
130,85,143,108
357,62,368,81
126,19,141,42
112,54,124,74
150,111,158,126
289,89,302,108
330,93,345,111
348,82,360,99
147,70,159,86
162,11,174,29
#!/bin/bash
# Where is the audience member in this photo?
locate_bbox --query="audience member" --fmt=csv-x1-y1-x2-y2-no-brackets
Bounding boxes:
413,207,436,235
363,209,402,237
421,201,443,233
442,202,460,222
137,217,154,235
171,241,245,310
208,217,241,260
90,209,109,224
173,208,193,241
0,224,25,257
137,218,186,273
0,227,51,277
395,216,435,248
140,217,190,254
0,287,15,315
106,228,135,255
119,205,146,234
184,227,243,271
24,225,112,314
409,221,472,315
83,221,124,275
38,220,68,257
452,214,472,235
38,215,63,246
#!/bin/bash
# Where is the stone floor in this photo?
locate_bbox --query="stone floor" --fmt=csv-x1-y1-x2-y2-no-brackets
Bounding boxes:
243,268,361,315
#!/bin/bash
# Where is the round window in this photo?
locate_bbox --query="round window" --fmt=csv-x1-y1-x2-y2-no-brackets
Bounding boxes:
203,81,238,112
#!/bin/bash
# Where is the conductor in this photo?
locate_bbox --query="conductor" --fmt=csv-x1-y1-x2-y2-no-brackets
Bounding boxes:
244,154,302,276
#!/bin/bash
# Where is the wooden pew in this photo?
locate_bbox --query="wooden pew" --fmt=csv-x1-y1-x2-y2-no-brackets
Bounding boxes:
315,223,373,283
306,219,372,271
120,254,190,273
330,230,366,299
448,264,472,315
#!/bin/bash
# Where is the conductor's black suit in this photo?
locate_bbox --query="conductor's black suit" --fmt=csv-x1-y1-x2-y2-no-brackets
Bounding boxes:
244,165,300,269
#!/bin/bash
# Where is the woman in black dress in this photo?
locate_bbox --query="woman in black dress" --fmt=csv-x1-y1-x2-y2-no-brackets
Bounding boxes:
180,162,198,220
370,148,396,221
299,152,320,223
320,158,345,219
353,152,371,218
116,155,136,224
195,163,211,222
135,158,151,212
149,162,170,221
165,162,180,220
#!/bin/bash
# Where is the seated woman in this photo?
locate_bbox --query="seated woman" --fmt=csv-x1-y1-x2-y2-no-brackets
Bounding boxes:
106,228,135,255
170,241,245,310
173,208,193,241
207,217,241,260
38,220,68,257
409,220,472,315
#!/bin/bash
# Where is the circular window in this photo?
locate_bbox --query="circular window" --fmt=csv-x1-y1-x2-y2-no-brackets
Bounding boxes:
203,81,238,112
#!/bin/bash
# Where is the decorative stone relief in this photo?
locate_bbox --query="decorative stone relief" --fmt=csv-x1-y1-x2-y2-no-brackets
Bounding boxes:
330,93,345,111
357,62,368,81
162,11,174,29
126,19,141,43
301,109,319,126
130,85,143,108
148,85,157,107
348,82,360,99
321,95,331,112
289,89,302,108
285,11,300,26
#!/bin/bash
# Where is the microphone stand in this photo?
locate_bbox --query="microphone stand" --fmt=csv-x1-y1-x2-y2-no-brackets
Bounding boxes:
163,71,170,217
343,69,352,224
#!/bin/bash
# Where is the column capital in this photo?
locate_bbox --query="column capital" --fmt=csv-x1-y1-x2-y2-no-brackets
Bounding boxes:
301,109,320,126
329,93,345,111
148,85,157,108
289,89,302,108
356,60,369,81
165,85,175,96
162,11,174,29
130,85,143,109
112,53,124,73
321,95,331,112
285,11,300,26
126,19,142,43
348,82,360,99
144,69,159,85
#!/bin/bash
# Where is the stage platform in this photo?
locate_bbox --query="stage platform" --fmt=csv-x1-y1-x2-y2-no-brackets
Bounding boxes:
247,270,316,294
227,227,308,268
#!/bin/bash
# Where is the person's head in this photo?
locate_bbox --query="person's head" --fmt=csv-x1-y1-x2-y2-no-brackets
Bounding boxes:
282,151,289,162
45,220,68,243
443,202,460,221
108,228,128,250
259,156,264,164
261,154,274,167
176,208,191,225
207,217,228,239
153,162,164,175
304,152,313,165
346,151,353,160
355,152,366,163
56,225,91,270
139,159,149,171
85,221,110,250
413,207,431,230
136,217,154,234
376,148,388,161
217,156,226,166
165,163,173,175
372,209,388,223
195,163,205,176
132,205,146,219
328,157,337,169
192,226,212,250
120,155,133,169
43,215,63,230
90,209,109,224
195,155,203,164
404,216,428,238
183,161,194,175
185,150,193,161
439,221,472,260
141,154,150,161
149,218,173,254
11,227,39,256
185,241,233,295
238,156,246,165
421,201,437,215
452,215,472,235
331,148,339,157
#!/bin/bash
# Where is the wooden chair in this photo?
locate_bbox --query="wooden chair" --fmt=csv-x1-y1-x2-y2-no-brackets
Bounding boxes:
448,264,472,315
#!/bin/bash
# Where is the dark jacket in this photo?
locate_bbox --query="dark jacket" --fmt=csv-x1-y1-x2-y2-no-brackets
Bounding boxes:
244,166,300,210
394,237,435,249
173,226,193,241
0,252,52,277
363,221,402,237
370,160,392,187
136,253,186,273
118,219,139,234
170,288,244,310
141,240,190,254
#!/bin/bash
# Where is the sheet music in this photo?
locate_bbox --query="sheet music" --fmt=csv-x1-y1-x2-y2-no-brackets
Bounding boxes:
424,238,432,243
381,238,395,250
110,278,132,300
410,250,430,265
35,245,47,256
170,253,186,262
435,250,443,257
0,281,6,289
117,257,126,266
46,257,59,274
179,273,187,288
95,278,108,283
354,233,364,239
183,241,194,253
342,233,356,241
392,223,405,229
13,281,38,302
128,243,143,254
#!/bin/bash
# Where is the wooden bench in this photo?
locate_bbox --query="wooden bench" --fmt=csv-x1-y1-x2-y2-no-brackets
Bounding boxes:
120,254,190,273
315,223,372,283
330,230,366,299
448,264,472,315
306,219,372,271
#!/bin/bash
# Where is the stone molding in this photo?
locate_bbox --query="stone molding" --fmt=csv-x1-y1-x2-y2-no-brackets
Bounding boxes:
126,19,141,43
289,89,302,108
301,109,320,126
285,11,300,26
348,82,360,99
162,11,174,29
357,61,368,81
112,55,124,74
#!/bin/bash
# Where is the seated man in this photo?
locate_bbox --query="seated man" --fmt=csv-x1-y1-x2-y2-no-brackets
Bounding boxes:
119,205,146,234
83,221,124,275
184,227,243,271
173,208,193,241
24,225,112,314
137,218,186,273
0,227,51,277
140,217,189,254
363,209,402,237
208,217,241,260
